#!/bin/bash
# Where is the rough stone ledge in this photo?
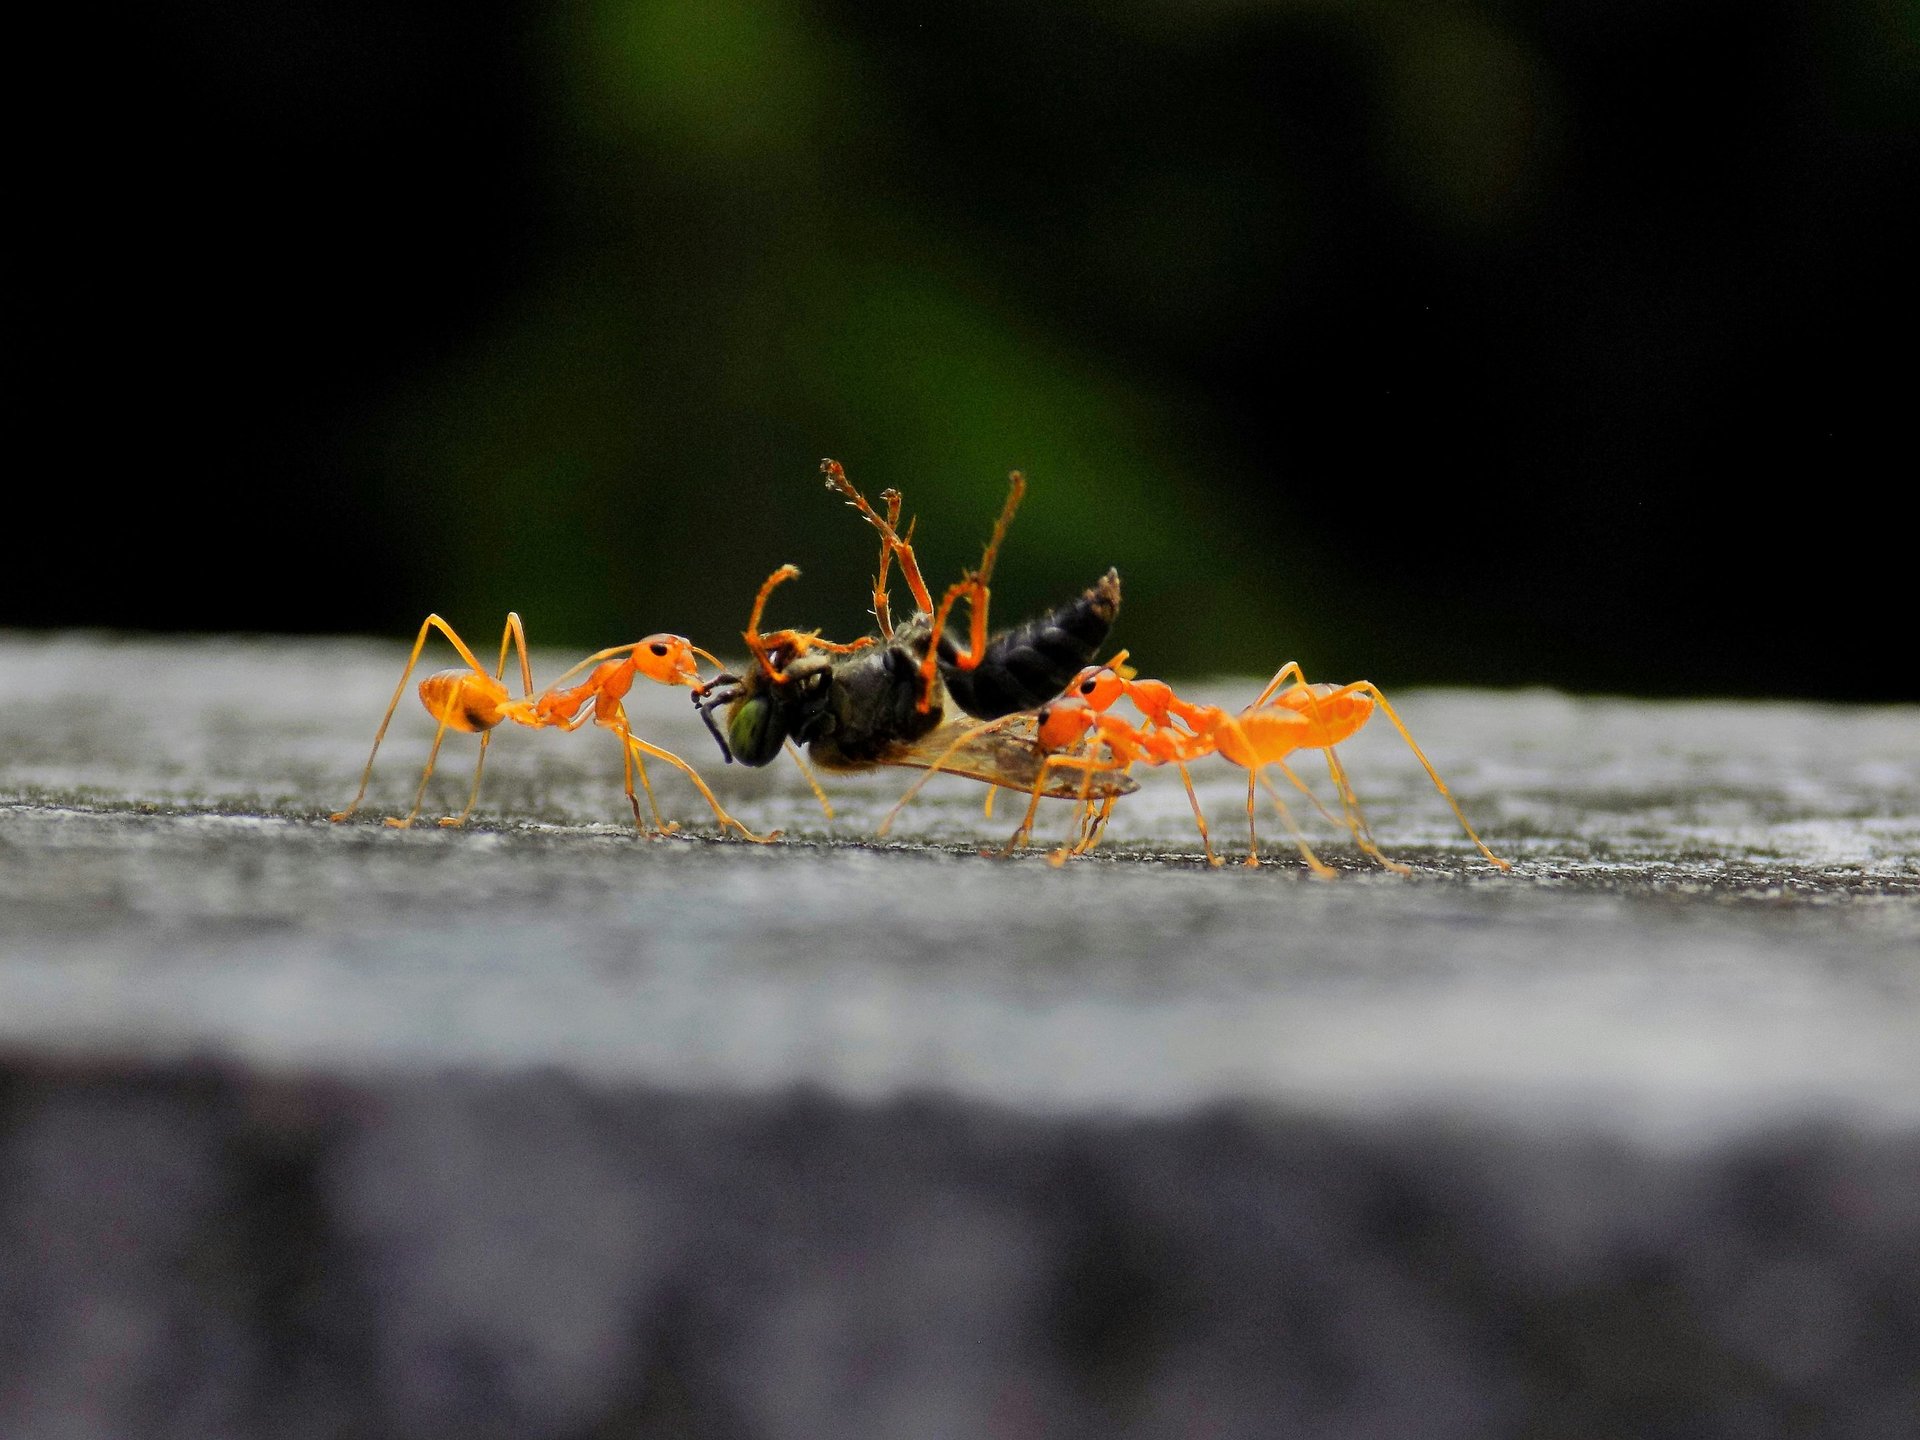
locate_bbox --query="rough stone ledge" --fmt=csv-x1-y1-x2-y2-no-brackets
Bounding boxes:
4,1056,1918,1440
3,635,1918,1435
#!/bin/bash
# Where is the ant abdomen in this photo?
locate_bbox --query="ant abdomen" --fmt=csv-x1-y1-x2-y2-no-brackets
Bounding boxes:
417,669,510,733
941,568,1122,720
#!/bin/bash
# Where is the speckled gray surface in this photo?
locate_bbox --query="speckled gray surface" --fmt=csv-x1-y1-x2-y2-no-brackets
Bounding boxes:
3,632,1918,1436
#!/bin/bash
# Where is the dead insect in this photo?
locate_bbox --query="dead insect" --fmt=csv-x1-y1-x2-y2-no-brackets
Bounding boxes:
690,460,1136,802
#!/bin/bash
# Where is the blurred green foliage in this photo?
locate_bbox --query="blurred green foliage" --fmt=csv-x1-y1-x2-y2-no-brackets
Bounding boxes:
384,0,1349,675
17,0,1919,696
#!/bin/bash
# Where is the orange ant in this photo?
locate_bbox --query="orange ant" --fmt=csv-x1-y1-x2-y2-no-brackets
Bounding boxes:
329,613,777,842
884,656,1510,875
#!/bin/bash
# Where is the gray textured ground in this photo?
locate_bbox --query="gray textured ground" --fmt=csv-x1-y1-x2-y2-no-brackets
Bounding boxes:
2,632,1918,1437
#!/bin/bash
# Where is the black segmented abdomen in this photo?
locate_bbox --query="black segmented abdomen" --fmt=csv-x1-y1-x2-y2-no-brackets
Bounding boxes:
939,568,1121,720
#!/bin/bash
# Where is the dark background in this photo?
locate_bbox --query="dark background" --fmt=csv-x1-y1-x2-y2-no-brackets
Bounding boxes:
12,0,1916,698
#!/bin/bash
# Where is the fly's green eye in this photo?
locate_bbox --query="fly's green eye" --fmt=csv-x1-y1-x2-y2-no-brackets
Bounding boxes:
727,694,787,767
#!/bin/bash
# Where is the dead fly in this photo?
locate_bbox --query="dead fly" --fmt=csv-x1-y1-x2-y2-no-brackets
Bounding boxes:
692,459,1137,805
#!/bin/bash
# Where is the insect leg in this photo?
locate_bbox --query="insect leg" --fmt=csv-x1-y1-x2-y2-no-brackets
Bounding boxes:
870,491,906,638
743,566,803,681
821,459,935,616
998,771,1052,856
786,740,835,821
916,472,1026,710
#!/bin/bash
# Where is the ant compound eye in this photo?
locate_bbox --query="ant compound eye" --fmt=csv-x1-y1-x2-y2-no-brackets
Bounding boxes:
649,642,669,657
1078,678,1097,695
726,694,788,767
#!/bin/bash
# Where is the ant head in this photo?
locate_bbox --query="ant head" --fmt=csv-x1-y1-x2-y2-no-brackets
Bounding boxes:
1035,697,1094,751
632,634,705,687
1069,649,1130,711
1072,667,1126,712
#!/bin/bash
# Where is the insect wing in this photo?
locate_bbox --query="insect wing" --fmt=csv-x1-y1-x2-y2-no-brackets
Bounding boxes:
875,718,1139,799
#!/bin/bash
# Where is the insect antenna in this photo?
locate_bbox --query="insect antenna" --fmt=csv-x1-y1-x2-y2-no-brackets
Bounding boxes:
690,677,741,763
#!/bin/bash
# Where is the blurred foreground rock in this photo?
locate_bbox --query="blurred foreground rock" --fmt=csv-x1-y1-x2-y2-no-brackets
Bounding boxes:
2,632,1918,1437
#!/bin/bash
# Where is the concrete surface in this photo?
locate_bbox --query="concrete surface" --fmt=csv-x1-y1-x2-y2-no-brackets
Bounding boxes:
2,631,1917,1437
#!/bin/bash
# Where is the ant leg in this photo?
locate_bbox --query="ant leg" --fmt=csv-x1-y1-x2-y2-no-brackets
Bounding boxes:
1066,742,1136,859
822,460,935,615
1236,757,1345,863
541,643,639,695
1318,747,1411,875
999,762,1059,856
608,712,676,836
1057,748,1138,865
441,612,537,828
332,615,492,823
1048,745,1106,866
915,473,1026,708
1172,759,1221,866
624,733,781,843
1249,661,1309,709
1253,769,1337,879
499,612,534,697
1269,758,1346,829
388,712,457,829
1214,711,1334,877
1248,671,1502,869
999,747,1097,857
1073,788,1114,854
1341,684,1512,870
999,794,1046,856
441,732,493,828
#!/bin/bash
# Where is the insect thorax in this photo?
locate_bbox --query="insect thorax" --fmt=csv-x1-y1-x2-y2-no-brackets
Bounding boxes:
806,636,945,765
